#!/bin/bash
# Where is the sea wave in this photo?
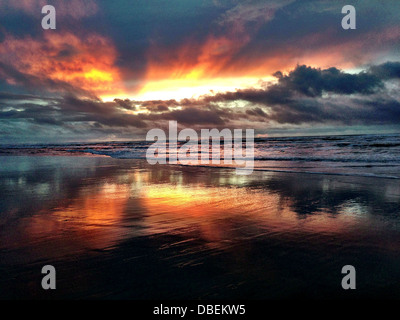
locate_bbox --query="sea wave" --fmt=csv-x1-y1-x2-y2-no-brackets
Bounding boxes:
1,134,399,179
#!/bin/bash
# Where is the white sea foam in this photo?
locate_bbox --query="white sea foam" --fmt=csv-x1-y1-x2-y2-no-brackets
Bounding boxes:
1,134,399,178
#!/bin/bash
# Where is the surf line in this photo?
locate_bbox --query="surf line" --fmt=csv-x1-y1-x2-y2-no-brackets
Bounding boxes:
146,120,255,175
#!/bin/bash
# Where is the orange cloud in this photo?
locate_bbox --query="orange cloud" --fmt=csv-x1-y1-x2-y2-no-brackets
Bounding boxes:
139,4,282,100
144,1,295,83
136,33,273,101
142,0,400,101
0,32,124,97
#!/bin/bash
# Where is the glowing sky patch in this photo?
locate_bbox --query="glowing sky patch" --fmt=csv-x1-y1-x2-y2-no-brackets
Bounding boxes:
0,0,399,142
103,76,275,102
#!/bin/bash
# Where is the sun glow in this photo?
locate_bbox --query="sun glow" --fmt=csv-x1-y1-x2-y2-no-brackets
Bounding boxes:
102,76,275,102
84,68,114,82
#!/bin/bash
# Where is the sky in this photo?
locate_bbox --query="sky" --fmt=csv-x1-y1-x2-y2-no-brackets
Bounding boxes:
0,0,399,143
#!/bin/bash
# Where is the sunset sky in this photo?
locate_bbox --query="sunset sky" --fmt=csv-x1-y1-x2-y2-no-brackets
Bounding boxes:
0,0,399,143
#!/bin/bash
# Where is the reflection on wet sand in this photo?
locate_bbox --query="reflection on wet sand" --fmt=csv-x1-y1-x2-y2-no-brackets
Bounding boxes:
1,156,400,299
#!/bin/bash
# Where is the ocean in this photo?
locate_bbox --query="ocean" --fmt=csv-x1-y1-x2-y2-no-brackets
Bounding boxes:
1,133,399,178
1,134,400,299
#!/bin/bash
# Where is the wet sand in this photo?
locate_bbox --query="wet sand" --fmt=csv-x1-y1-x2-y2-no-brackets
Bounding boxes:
1,156,400,299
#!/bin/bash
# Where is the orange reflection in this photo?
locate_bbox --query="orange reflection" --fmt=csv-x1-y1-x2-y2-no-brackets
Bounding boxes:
139,181,364,248
10,182,132,257
1,165,377,263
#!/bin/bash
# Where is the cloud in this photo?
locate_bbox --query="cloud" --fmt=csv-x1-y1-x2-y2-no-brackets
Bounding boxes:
144,0,295,83
0,0,399,142
139,99,180,112
0,95,147,132
154,107,225,126
273,65,383,97
218,0,294,29
2,0,399,101
114,98,136,111
199,64,385,108
1,62,399,139
177,62,400,126
369,61,400,80
246,107,268,118
0,32,122,98
0,62,97,99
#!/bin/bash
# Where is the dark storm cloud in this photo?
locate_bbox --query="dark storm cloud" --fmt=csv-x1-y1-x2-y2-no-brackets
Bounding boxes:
139,99,180,112
246,107,268,117
369,62,400,80
177,62,400,126
153,107,225,125
113,98,136,111
363,99,400,123
196,63,387,112
90,0,226,90
145,104,169,112
1,0,400,87
0,96,236,134
0,92,51,101
0,96,146,129
1,62,399,134
273,65,382,97
0,63,97,99
290,96,398,126
58,96,147,128
1,1,400,142
221,0,400,72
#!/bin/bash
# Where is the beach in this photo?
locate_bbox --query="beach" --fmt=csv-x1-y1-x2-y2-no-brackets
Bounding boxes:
1,155,400,299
